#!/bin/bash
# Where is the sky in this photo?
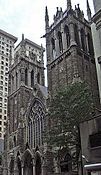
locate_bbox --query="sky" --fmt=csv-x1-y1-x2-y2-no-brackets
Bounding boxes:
0,0,94,47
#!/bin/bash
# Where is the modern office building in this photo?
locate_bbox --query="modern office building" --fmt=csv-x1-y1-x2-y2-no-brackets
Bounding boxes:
0,29,17,151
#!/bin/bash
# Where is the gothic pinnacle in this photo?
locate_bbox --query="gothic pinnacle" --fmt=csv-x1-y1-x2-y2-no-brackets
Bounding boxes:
87,0,91,22
45,6,49,30
67,0,72,11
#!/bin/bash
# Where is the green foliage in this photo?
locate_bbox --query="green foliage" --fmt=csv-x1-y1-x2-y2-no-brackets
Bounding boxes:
47,81,93,160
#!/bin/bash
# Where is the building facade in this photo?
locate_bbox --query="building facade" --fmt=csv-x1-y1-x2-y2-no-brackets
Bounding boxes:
0,29,17,152
3,35,51,175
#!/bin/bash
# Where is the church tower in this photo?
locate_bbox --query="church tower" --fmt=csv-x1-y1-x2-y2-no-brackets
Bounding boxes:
45,1,99,105
3,35,46,175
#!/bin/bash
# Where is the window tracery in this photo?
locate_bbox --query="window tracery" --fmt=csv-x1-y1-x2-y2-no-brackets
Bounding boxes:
28,99,45,148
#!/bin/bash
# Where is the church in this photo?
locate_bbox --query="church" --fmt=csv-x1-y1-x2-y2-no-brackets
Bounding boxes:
2,0,100,175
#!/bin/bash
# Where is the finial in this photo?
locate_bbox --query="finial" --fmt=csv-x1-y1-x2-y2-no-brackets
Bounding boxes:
45,6,49,21
56,7,59,12
67,0,72,11
60,7,62,12
22,33,24,41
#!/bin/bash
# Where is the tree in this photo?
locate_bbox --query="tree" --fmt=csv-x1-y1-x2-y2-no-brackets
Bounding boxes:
46,81,94,169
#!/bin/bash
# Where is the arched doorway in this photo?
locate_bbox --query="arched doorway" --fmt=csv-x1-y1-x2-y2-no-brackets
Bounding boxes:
23,146,33,175
35,146,42,175
9,156,14,175
16,151,22,175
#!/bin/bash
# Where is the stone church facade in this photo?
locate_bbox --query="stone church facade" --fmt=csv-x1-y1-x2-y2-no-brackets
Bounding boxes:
2,0,100,175
2,36,52,175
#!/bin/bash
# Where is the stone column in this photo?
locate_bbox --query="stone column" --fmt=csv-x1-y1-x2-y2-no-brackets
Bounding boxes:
32,158,35,175
10,75,13,93
85,29,89,53
54,30,59,57
28,70,31,87
14,167,19,175
78,25,82,47
21,164,24,175
18,69,20,89
42,156,47,175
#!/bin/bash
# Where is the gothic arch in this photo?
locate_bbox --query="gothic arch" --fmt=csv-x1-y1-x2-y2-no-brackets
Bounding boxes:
23,148,33,175
57,31,63,52
51,38,55,50
80,28,86,51
16,151,22,175
35,146,42,175
87,33,94,56
74,24,80,46
51,38,56,59
27,98,46,148
58,148,72,173
64,25,70,48
9,156,14,175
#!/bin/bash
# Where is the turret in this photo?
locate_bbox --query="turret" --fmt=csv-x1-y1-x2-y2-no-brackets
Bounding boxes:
45,6,49,31
87,0,91,22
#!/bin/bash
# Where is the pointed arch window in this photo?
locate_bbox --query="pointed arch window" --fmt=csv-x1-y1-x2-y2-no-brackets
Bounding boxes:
25,68,28,85
74,24,80,46
87,33,94,56
28,100,45,148
64,25,70,48
80,28,86,51
37,72,40,84
31,70,34,87
60,152,72,173
58,31,63,52
51,38,56,59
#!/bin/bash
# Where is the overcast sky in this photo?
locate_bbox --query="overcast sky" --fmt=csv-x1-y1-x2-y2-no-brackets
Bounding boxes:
0,0,94,46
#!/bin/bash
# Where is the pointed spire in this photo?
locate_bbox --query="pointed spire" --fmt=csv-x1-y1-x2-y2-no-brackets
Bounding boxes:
45,6,49,30
87,0,91,22
67,0,72,11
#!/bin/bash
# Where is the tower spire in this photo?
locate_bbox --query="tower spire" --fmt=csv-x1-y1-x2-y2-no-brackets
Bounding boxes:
45,6,49,31
67,0,72,11
87,0,91,22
